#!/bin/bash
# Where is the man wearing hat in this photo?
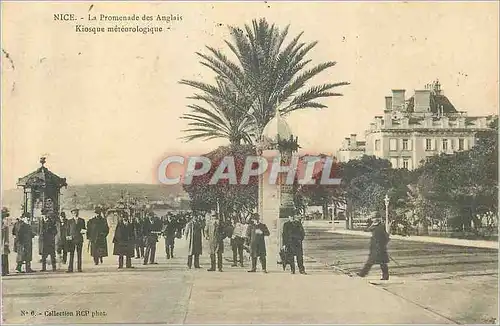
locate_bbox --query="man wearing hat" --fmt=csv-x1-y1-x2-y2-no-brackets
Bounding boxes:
142,211,162,265
185,214,204,269
356,215,390,280
205,212,225,272
87,206,109,265
66,208,86,272
38,210,58,272
1,207,11,276
55,211,69,266
282,215,306,274
13,213,35,273
245,213,270,273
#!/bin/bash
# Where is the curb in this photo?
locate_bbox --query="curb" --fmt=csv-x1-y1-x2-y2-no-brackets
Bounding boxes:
305,222,498,250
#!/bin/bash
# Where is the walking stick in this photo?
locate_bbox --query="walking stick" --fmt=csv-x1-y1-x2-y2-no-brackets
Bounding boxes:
388,254,400,266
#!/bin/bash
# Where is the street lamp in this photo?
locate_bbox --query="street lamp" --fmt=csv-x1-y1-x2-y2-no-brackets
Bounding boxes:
384,194,390,234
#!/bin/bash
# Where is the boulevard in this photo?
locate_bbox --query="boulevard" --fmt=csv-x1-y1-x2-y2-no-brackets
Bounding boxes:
2,221,497,324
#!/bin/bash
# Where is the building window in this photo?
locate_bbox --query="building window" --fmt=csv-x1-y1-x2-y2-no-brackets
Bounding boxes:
458,138,465,151
442,139,448,151
390,158,398,168
389,138,397,151
402,139,409,150
425,138,432,151
375,140,381,151
402,158,411,170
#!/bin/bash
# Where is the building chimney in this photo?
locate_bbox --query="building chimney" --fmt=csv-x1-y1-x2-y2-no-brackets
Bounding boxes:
350,134,357,148
342,137,350,148
392,89,406,111
385,97,393,111
374,116,383,129
414,90,431,112
384,110,392,128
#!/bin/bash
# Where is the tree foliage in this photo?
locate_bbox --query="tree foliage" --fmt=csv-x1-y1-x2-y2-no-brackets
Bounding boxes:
180,18,349,144
413,117,498,232
182,144,258,220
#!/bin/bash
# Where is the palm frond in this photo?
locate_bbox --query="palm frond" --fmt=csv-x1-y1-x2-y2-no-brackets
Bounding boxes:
180,18,349,145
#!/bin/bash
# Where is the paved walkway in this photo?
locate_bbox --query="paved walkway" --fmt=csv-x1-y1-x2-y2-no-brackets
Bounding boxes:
305,220,499,249
2,229,457,324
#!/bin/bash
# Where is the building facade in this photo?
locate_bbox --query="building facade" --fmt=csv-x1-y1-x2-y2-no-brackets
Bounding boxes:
337,81,496,169
337,134,366,163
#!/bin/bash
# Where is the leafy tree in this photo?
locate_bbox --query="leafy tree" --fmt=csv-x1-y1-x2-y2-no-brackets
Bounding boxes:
413,117,498,233
182,144,258,221
294,155,343,219
334,155,414,231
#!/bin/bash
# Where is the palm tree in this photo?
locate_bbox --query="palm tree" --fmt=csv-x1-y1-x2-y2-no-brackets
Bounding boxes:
180,18,349,145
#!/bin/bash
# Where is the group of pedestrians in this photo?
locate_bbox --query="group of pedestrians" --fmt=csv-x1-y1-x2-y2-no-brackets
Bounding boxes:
1,206,390,280
3,206,109,274
184,212,307,274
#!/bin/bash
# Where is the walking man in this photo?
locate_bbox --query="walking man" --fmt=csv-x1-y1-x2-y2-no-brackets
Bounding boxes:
357,217,390,280
39,213,57,272
87,206,109,265
205,213,224,272
143,212,162,265
67,208,86,273
246,213,270,273
282,215,306,274
162,214,177,259
185,215,204,269
113,213,135,269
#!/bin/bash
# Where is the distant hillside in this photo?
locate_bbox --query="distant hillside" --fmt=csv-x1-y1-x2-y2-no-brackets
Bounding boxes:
1,183,185,210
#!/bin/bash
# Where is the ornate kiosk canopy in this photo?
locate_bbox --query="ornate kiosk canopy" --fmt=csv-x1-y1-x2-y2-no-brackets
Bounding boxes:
17,157,67,229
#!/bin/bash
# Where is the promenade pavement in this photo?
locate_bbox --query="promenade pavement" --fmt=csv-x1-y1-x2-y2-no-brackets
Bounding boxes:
2,228,456,324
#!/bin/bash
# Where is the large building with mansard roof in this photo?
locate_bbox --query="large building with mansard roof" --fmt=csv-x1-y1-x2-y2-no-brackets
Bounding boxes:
337,80,496,169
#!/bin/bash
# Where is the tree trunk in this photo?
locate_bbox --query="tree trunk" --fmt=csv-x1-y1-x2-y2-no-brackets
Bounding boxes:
419,218,429,236
346,200,353,230
322,201,328,220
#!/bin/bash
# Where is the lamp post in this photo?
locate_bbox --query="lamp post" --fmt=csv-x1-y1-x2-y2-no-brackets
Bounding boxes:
331,204,335,231
384,194,390,234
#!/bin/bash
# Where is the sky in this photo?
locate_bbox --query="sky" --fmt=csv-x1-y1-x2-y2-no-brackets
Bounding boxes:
1,1,499,190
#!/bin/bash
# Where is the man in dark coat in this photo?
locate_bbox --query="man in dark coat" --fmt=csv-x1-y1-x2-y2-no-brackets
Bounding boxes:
246,213,270,273
39,214,57,271
55,211,69,266
67,208,86,273
162,214,177,259
142,212,162,265
133,214,145,259
282,215,306,274
357,217,390,280
112,213,135,269
87,206,109,265
185,215,204,269
205,213,225,272
13,214,35,273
